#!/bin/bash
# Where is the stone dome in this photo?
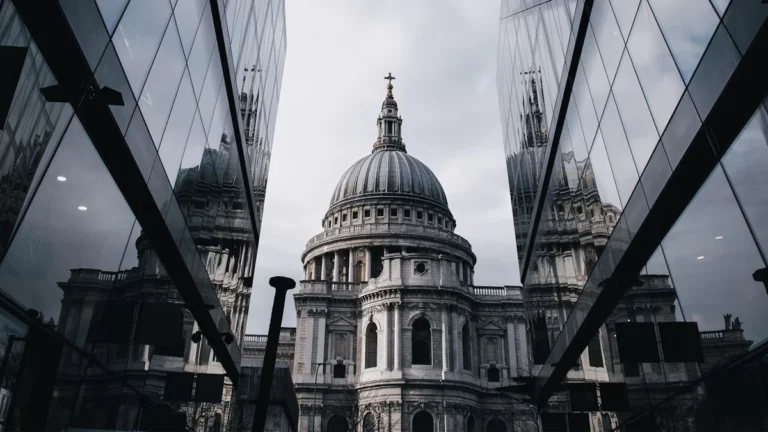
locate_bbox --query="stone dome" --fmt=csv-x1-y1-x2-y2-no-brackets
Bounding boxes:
329,149,449,210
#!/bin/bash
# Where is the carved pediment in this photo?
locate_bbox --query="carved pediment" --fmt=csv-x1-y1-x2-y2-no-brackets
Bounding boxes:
477,319,505,331
327,311,357,328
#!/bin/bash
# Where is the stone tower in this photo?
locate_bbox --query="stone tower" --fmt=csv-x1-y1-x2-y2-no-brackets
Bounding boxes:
292,77,534,432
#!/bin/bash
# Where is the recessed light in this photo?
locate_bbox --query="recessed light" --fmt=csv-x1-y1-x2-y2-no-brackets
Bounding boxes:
77,206,87,211
56,176,67,182
696,256,705,260
715,236,723,240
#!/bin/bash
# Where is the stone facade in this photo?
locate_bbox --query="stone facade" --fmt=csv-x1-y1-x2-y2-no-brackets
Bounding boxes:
291,80,535,432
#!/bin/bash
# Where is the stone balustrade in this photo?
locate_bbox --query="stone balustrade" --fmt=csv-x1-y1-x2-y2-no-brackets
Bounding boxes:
300,280,365,294
305,223,472,249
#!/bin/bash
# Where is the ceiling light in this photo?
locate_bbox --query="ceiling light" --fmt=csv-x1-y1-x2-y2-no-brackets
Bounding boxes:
77,206,87,211
715,236,723,240
56,176,67,182
696,256,705,260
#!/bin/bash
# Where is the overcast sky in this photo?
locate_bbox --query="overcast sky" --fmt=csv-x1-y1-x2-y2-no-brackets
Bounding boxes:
246,0,520,334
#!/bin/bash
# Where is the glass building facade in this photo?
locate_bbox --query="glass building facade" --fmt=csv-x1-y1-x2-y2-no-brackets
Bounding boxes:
0,0,285,430
499,0,768,430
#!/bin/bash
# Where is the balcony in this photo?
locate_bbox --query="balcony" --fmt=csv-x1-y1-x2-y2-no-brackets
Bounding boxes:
299,280,365,295
305,223,472,250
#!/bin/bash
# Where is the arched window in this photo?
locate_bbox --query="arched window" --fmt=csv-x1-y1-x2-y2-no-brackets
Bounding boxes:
327,415,348,432
487,418,507,432
413,411,434,432
365,322,378,368
467,415,475,432
412,318,431,365
462,323,471,370
363,413,376,432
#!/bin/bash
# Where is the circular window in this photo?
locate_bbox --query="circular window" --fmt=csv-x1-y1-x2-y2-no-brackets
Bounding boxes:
387,109,392,114
414,262,427,275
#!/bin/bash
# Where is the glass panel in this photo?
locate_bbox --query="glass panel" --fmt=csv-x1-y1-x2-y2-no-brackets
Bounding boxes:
158,71,196,185
688,24,741,119
112,0,172,96
722,0,768,55
187,2,216,98
660,91,701,169
609,0,640,40
59,0,109,70
612,51,659,174
124,110,157,181
0,116,136,332
174,112,206,191
0,26,70,256
198,59,224,135
173,0,207,57
95,0,129,34
662,165,767,344
138,20,185,146
721,103,768,262
711,0,730,17
590,0,625,83
648,0,719,83
601,95,639,206
639,141,672,207
94,43,137,135
581,24,610,119
587,130,623,214
627,1,685,135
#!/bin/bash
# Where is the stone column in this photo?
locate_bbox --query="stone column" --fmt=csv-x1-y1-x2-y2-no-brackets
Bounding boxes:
348,248,354,282
333,250,340,282
452,312,460,371
394,304,401,370
507,320,518,377
382,305,390,370
365,248,372,280
316,313,326,373
516,322,529,374
442,308,449,373
320,254,327,281
470,268,474,286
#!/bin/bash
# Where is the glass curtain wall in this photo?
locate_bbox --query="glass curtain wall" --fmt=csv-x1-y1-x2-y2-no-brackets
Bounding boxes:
0,0,286,429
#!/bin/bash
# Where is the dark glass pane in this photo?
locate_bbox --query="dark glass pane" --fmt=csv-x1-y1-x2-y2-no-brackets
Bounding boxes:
660,91,701,169
0,116,135,334
59,0,109,70
94,42,137,134
688,24,741,119
723,0,768,55
639,142,672,207
124,110,157,181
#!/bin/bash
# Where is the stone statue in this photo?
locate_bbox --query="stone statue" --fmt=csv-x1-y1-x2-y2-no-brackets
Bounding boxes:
724,313,732,330
733,317,742,330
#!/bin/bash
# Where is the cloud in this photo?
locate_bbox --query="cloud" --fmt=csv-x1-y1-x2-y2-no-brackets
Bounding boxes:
246,0,519,333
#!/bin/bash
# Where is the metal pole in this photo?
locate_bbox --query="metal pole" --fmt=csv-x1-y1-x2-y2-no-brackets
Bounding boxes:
252,276,295,432
311,363,322,432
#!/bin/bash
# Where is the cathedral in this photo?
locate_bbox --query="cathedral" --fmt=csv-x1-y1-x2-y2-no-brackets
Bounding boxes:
292,77,534,432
